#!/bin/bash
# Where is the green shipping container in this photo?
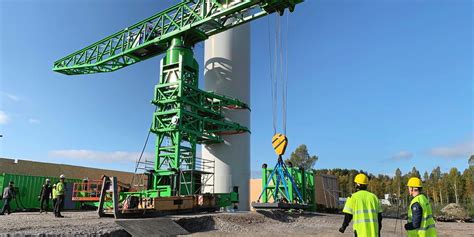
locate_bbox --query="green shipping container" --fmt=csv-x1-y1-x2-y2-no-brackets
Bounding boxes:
0,173,82,211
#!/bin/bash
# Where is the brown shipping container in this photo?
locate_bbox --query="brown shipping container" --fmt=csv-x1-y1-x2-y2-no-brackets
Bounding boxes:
314,174,340,209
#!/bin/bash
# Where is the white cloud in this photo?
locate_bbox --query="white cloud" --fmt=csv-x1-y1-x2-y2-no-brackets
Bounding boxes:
48,149,154,163
1,92,20,102
391,151,413,160
5,93,19,101
28,118,40,124
0,111,9,124
429,141,474,159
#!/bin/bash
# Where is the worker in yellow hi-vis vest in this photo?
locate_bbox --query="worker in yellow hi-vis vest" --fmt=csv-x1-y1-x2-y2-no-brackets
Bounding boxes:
54,174,66,218
52,183,58,211
340,173,382,237
405,177,437,237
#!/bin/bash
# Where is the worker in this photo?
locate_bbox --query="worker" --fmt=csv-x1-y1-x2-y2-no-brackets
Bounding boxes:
54,174,66,218
404,177,437,236
0,181,16,215
80,178,89,198
52,183,58,211
39,179,53,213
339,173,382,237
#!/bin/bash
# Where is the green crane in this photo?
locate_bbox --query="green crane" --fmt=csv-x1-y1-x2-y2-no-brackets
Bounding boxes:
53,0,303,207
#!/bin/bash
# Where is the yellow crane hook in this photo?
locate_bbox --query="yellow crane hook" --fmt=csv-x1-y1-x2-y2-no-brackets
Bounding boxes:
272,133,288,156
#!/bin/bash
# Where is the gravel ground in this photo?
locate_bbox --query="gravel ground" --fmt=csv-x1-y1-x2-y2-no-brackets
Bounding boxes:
0,211,126,236
175,211,474,237
0,211,472,237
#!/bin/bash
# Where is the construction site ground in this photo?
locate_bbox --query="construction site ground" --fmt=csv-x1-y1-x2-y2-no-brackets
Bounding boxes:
0,210,472,237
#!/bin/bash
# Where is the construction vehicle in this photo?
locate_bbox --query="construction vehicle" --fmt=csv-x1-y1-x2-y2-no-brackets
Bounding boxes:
54,0,304,217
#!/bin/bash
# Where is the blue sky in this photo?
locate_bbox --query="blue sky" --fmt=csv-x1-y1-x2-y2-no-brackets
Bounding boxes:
0,0,472,177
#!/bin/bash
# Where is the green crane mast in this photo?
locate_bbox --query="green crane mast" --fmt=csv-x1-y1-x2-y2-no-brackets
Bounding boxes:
53,0,303,206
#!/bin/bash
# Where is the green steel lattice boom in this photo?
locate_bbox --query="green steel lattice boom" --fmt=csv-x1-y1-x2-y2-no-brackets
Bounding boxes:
53,0,303,75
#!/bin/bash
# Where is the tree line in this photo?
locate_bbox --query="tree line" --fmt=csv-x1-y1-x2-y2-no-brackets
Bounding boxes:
284,144,473,207
315,166,474,207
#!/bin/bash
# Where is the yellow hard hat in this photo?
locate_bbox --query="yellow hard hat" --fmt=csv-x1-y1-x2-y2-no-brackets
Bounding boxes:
407,177,423,188
354,173,369,185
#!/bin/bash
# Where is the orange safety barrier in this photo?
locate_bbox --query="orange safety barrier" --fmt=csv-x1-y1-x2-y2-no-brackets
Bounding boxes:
72,180,103,202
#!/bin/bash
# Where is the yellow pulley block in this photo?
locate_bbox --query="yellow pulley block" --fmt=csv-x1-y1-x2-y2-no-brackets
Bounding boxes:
272,133,288,156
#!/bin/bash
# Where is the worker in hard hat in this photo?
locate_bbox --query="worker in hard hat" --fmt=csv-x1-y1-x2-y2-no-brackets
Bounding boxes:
404,177,437,236
39,179,53,213
0,181,16,215
52,183,58,212
339,173,382,237
54,174,66,218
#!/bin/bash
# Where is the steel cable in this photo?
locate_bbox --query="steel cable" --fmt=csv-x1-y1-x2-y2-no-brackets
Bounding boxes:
268,17,277,135
278,15,284,135
274,14,279,135
269,14,289,136
130,106,157,189
283,13,289,135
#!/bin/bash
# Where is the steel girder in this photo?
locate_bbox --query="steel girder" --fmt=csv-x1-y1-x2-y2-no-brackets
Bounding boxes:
53,0,303,75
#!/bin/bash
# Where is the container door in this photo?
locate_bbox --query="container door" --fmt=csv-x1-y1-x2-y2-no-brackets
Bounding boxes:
63,182,76,209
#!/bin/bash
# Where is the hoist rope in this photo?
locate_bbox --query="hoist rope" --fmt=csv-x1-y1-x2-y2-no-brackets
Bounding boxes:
269,14,289,136
277,14,284,134
283,13,289,135
268,17,277,135
274,14,280,135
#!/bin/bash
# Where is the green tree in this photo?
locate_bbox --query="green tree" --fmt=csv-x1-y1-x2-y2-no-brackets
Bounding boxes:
462,168,474,204
339,175,349,197
368,177,383,198
409,167,421,178
423,171,433,201
285,144,318,170
393,168,403,206
314,167,472,210
423,171,429,182
430,166,442,205
448,168,461,204
440,173,450,204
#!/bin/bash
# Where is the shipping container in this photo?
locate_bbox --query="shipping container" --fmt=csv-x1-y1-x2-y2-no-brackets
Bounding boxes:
314,174,340,210
0,173,82,211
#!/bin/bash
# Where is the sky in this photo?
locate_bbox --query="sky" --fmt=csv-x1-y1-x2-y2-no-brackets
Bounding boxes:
0,0,472,178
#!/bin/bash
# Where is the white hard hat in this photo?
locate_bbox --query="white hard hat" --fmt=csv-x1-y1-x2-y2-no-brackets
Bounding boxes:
60,174,65,179
46,179,51,183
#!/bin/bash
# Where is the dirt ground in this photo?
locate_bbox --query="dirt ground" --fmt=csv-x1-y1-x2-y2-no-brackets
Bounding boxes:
0,211,472,236
176,211,474,237
0,211,126,236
